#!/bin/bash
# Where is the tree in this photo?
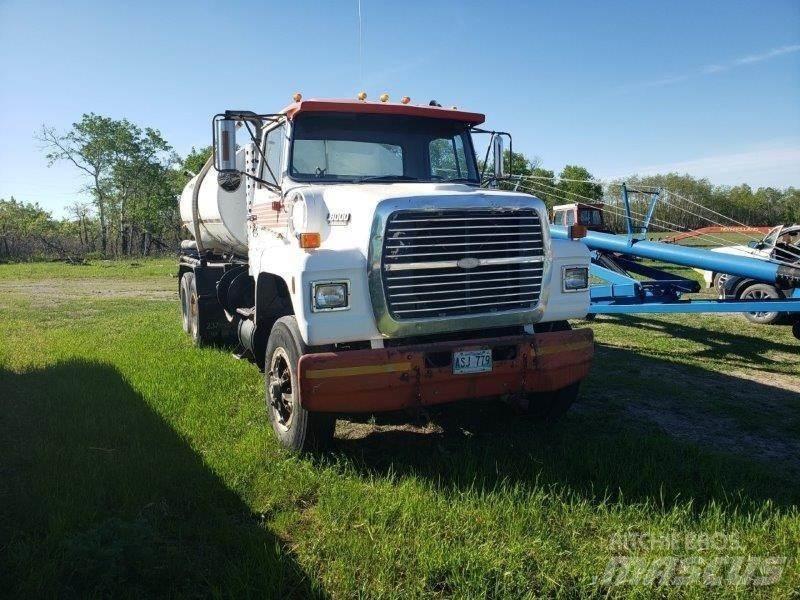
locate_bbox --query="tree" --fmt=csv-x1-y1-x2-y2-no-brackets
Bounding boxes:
525,167,556,208
183,146,212,176
38,114,174,256
558,165,603,203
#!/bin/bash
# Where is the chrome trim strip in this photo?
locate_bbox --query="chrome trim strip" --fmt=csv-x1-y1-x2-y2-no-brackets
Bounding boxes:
394,298,538,314
383,232,542,240
388,276,542,288
386,267,543,281
390,283,542,296
387,224,541,231
367,197,552,337
384,255,545,272
392,290,540,305
391,216,541,223
385,239,541,248
386,247,543,259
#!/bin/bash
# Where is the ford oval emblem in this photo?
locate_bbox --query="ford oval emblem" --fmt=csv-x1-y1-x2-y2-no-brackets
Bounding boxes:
457,257,480,269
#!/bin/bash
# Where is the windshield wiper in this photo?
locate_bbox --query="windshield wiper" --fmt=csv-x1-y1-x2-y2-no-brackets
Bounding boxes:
354,175,422,183
441,178,478,184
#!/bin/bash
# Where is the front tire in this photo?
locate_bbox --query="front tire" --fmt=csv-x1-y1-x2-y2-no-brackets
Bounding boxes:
524,382,581,422
740,283,783,325
265,316,335,452
523,321,581,421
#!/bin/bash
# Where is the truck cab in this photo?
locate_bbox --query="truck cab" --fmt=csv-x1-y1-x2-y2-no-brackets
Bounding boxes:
552,203,609,233
178,96,594,451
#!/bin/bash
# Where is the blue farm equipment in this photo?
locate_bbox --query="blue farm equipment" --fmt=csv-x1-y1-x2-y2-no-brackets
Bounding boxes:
547,185,800,340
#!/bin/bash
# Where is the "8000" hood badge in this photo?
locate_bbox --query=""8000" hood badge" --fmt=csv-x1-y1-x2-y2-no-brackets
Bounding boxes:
457,257,480,269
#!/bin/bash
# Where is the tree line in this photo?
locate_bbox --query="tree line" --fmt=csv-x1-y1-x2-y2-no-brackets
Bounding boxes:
1,115,798,261
1,113,211,261
497,151,799,234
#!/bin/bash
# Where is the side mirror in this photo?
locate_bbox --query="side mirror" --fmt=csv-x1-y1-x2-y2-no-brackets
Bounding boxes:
747,240,759,249
214,116,238,173
492,134,505,179
213,115,242,191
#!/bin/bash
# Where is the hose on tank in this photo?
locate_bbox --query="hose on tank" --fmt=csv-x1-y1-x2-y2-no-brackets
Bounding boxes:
191,154,214,254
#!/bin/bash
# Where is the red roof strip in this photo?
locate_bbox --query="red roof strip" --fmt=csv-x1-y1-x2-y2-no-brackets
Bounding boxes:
281,98,485,125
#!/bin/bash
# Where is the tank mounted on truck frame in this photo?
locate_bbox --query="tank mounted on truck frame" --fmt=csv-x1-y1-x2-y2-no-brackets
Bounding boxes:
177,93,596,451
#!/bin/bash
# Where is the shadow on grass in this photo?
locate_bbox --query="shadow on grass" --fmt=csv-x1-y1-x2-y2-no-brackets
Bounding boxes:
604,314,798,369
0,361,322,599
333,345,800,514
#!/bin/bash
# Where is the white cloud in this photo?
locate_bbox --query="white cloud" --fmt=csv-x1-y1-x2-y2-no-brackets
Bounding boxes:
603,142,800,188
622,43,800,91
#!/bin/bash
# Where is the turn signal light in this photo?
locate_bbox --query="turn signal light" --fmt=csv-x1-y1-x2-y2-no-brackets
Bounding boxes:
401,96,411,104
357,91,367,101
293,92,302,102
379,93,389,102
299,232,321,248
569,225,588,240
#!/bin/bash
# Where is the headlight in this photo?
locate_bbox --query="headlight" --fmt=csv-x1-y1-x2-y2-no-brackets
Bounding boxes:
562,266,589,292
312,281,349,311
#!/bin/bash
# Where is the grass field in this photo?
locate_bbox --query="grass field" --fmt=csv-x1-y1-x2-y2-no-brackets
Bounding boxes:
1,259,798,598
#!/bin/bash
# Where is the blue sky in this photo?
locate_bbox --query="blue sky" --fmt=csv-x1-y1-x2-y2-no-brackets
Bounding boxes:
1,0,798,216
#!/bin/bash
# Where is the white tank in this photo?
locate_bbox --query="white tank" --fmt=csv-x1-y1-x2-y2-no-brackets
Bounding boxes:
179,152,248,256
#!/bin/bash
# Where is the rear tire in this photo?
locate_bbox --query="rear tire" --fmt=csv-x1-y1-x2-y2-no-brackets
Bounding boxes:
264,316,335,452
740,283,783,325
186,271,217,346
179,272,192,334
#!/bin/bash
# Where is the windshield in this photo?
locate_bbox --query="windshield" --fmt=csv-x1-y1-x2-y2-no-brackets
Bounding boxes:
289,113,479,183
579,209,602,226
762,226,782,247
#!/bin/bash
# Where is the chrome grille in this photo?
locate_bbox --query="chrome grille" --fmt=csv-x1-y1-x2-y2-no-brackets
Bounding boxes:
381,209,545,319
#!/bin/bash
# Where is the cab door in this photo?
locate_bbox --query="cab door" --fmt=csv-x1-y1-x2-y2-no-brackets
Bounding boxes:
250,122,289,247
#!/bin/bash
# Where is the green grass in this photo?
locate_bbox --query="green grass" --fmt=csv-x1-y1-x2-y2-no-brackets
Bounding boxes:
1,260,798,598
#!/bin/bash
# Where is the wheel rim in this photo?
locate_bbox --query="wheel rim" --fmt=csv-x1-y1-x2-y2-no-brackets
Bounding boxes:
180,284,190,330
743,289,774,319
268,347,295,431
189,291,199,336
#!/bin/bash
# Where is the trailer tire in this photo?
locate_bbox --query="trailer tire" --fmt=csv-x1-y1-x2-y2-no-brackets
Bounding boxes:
740,283,783,325
179,272,192,335
264,316,335,452
186,272,216,346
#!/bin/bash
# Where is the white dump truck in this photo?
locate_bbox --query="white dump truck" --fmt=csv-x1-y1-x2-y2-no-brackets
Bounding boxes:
178,95,594,451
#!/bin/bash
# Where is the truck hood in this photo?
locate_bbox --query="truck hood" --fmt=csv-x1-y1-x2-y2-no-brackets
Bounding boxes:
286,182,548,255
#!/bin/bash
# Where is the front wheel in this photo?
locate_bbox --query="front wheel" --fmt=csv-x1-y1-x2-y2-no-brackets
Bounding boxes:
523,382,581,422
740,283,783,325
265,316,335,452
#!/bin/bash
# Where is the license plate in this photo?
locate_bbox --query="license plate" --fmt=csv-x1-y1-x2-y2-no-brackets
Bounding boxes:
452,349,493,375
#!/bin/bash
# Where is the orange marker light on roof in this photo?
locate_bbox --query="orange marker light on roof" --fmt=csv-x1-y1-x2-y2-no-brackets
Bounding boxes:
379,93,389,102
401,96,411,104
357,91,367,101
293,92,302,102
299,232,321,249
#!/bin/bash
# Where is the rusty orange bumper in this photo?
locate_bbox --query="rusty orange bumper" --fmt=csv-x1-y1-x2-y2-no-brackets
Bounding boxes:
297,328,594,413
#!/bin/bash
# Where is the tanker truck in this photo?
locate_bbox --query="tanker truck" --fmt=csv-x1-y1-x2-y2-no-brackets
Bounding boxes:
177,95,594,451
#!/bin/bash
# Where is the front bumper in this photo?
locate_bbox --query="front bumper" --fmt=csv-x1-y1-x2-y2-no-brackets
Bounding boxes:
297,328,594,413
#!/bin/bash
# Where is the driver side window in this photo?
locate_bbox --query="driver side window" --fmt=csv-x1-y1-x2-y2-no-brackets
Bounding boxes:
262,124,285,186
